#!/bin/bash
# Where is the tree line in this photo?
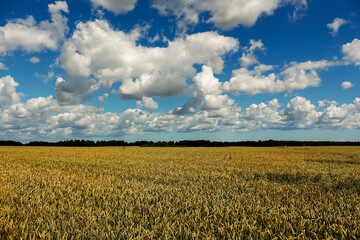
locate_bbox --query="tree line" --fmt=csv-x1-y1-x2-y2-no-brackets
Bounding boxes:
1,139,360,147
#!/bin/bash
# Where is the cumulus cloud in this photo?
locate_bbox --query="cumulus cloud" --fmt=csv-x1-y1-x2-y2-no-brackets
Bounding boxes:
58,19,238,104
0,62,7,70
2,76,360,140
342,39,360,65
136,96,158,111
317,99,360,129
89,0,137,14
175,111,221,132
287,0,308,21
242,99,282,129
3,94,360,139
243,98,281,123
224,54,341,95
0,75,23,106
34,71,54,83
0,93,170,139
171,65,233,115
0,1,68,55
238,97,360,131
327,18,347,36
97,93,109,102
317,99,337,109
55,77,99,105
341,81,354,89
240,39,265,67
0,94,104,139
280,96,320,128
152,0,308,31
30,57,40,63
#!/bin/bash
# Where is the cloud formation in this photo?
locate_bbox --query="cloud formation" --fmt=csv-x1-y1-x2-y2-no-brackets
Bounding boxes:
239,39,265,67
0,75,23,106
137,97,159,111
342,39,360,66
30,57,40,63
152,0,308,31
288,0,308,21
89,0,137,14
280,96,320,129
0,1,69,55
1,93,360,140
0,62,7,70
223,60,339,95
327,18,347,36
57,19,238,104
341,81,354,89
0,0,358,141
171,65,233,115
2,75,360,140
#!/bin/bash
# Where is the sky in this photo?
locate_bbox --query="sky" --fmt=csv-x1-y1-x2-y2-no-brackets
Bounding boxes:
0,0,360,142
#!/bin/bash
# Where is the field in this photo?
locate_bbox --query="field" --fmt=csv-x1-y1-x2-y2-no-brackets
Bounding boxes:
0,146,360,239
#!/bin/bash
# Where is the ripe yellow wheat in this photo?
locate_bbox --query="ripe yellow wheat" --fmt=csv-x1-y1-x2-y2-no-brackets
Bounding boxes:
0,146,359,239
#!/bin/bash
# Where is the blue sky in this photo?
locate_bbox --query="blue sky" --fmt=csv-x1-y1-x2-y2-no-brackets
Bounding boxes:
0,0,360,142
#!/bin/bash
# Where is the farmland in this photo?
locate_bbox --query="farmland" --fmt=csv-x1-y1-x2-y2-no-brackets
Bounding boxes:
0,146,360,239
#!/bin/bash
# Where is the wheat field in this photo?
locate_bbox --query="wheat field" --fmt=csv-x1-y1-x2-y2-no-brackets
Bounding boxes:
0,146,360,239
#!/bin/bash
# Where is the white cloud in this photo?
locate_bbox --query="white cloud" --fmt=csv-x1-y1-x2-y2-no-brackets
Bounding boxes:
280,96,320,128
0,1,68,55
239,97,360,131
2,76,360,140
89,0,137,14
55,76,99,105
30,57,40,63
243,99,281,121
287,0,308,21
240,39,265,67
317,99,337,109
327,18,347,36
58,19,238,104
241,98,283,130
152,0,308,31
0,75,23,106
224,52,341,95
317,99,360,129
279,60,340,90
193,65,229,112
342,39,360,65
341,81,354,89
176,111,221,132
224,40,341,95
34,71,54,83
97,93,109,102
171,65,233,115
0,62,7,70
174,96,360,132
0,94,104,139
137,96,158,111
0,94,360,139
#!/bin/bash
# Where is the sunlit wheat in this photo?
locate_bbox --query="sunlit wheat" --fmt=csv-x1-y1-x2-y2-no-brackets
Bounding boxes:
0,146,359,239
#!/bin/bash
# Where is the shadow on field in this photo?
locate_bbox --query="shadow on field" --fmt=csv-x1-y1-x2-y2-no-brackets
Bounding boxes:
305,159,360,165
251,171,360,194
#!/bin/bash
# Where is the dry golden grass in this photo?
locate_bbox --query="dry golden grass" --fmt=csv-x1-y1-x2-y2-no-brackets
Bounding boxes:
0,146,360,239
